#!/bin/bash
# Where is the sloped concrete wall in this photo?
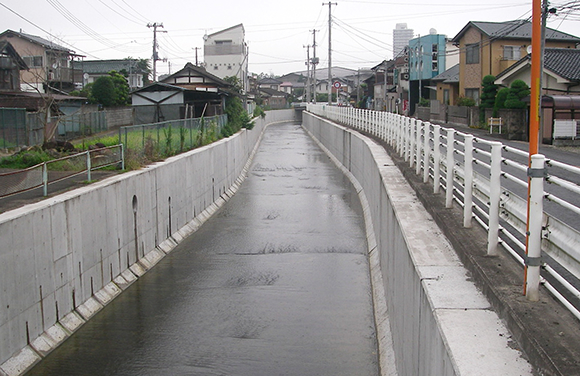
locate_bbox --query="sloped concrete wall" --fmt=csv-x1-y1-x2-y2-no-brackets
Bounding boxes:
0,109,297,375
302,111,531,376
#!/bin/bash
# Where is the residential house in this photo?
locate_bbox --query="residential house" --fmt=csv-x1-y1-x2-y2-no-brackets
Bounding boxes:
390,48,410,114
257,77,282,91
131,62,232,124
369,60,395,110
81,59,146,90
203,24,249,94
0,29,82,93
494,48,580,143
431,64,460,106
451,20,580,103
0,41,27,92
277,72,307,98
258,87,289,109
408,30,448,113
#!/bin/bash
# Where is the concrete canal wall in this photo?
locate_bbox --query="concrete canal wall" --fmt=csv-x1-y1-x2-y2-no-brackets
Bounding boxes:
302,111,531,376
0,109,298,375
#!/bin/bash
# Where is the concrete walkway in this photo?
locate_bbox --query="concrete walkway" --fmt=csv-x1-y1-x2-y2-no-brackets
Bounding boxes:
25,122,380,376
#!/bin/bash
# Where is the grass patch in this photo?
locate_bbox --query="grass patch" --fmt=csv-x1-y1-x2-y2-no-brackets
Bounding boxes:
0,149,53,169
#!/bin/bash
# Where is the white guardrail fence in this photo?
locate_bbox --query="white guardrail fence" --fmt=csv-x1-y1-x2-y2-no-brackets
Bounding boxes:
308,104,580,320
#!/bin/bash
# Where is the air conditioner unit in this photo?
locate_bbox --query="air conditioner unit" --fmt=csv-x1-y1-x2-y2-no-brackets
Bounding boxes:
404,57,409,62
402,73,410,80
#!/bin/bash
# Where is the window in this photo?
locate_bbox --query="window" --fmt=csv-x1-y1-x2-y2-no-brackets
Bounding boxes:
432,62,438,71
213,65,218,70
443,89,450,105
23,55,43,68
215,40,232,45
466,43,479,64
227,65,232,70
503,45,521,60
465,88,480,104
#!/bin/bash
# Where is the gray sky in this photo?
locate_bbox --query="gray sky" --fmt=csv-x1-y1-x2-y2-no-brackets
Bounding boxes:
1,0,578,77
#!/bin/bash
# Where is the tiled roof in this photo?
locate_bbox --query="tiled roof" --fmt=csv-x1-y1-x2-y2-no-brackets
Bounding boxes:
1,30,72,52
82,59,145,74
496,48,580,82
544,48,580,81
452,21,580,43
431,64,459,83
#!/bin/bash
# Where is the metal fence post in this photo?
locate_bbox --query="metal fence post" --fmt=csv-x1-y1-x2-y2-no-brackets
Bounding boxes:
42,163,48,196
526,154,545,301
446,129,455,208
86,150,92,182
433,125,441,193
121,144,125,171
488,142,502,256
463,134,474,228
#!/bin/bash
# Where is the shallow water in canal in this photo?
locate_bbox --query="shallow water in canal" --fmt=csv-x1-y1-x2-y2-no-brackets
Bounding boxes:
26,122,379,376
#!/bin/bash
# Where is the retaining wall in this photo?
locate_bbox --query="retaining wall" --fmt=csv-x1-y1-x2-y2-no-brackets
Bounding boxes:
302,111,531,376
0,109,297,375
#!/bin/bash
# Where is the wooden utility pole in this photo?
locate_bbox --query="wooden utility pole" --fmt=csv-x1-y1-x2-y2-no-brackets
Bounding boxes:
324,2,337,105
147,22,166,81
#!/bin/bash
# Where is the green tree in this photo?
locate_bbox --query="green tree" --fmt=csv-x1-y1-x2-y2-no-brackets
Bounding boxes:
480,75,497,109
493,87,510,115
90,71,130,107
109,70,130,105
91,76,115,106
224,76,243,94
504,79,530,109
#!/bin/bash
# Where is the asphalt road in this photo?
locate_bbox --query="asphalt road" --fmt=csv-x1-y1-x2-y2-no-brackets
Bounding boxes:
25,122,380,376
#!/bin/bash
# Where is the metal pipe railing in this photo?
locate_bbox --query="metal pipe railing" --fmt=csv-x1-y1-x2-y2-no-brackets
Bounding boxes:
307,103,580,315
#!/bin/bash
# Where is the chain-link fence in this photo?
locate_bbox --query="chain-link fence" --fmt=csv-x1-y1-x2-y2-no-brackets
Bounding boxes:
0,145,123,198
118,114,227,158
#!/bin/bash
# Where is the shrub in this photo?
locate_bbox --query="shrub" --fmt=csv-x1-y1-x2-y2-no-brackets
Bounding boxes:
456,96,476,107
504,80,530,109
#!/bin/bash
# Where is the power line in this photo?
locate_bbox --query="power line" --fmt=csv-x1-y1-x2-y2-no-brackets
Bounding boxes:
0,1,98,58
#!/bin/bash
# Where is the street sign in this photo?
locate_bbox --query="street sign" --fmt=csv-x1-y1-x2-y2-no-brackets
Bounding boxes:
333,81,341,89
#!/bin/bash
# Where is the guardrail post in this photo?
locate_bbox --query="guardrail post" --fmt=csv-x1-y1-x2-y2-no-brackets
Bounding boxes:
433,125,441,193
86,150,92,182
423,122,430,183
42,162,48,197
409,119,415,167
446,129,455,208
526,154,545,301
464,134,474,228
487,142,502,256
415,120,422,174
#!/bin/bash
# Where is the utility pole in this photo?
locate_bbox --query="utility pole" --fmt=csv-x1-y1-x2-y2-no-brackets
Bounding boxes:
304,44,311,102
193,47,201,66
356,68,360,106
324,2,337,105
311,29,319,104
147,22,166,81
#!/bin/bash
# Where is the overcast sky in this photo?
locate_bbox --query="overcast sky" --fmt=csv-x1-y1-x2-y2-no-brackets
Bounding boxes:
1,0,578,77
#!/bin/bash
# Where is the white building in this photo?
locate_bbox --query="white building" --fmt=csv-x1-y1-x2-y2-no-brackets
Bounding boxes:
203,24,249,94
393,23,414,59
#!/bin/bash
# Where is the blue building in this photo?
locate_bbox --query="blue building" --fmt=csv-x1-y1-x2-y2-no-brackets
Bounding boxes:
408,31,447,113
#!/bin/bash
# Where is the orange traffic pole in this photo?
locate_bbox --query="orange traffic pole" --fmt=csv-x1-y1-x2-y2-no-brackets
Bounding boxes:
524,0,543,297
